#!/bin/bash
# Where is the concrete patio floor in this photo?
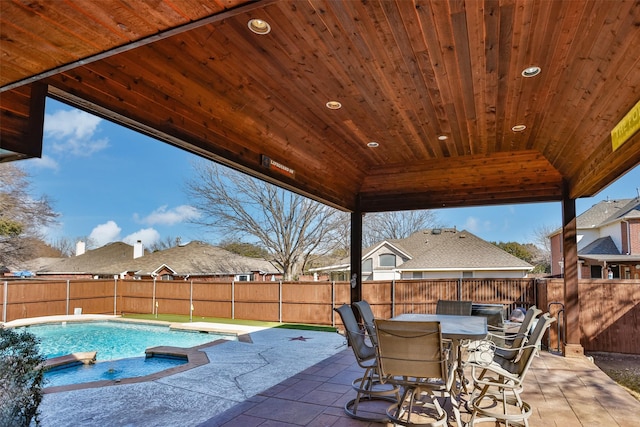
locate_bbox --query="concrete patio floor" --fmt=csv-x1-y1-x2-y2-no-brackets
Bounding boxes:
31,317,640,426
201,348,640,427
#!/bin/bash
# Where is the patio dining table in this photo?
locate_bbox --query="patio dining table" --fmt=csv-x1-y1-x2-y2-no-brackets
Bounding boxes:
392,313,488,342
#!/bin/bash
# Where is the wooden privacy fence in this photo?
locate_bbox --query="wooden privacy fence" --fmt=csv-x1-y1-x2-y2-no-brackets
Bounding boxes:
2,278,535,325
537,279,640,354
2,277,637,354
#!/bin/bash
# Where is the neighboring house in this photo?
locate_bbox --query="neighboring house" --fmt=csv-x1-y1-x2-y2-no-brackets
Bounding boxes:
311,228,534,281
550,197,640,279
4,257,60,278
30,240,282,281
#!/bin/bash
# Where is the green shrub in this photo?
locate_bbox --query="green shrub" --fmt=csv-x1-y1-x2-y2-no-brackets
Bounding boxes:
0,327,45,427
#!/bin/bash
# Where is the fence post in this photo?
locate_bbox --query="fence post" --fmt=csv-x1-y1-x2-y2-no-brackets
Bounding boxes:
113,276,118,316
190,280,193,322
231,280,235,320
392,279,396,318
152,277,156,315
2,281,7,323
66,280,70,315
279,280,282,323
331,281,335,327
457,278,462,300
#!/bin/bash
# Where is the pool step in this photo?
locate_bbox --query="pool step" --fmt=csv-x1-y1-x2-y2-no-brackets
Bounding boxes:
44,351,97,371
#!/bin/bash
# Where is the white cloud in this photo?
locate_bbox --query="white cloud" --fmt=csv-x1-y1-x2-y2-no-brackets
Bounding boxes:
44,108,109,156
89,221,121,246
26,154,59,171
123,228,160,246
134,205,201,226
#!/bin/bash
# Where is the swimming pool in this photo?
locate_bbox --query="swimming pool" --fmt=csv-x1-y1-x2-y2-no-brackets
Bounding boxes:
17,321,236,387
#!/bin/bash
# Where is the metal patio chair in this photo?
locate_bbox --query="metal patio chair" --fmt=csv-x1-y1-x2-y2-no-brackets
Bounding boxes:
374,319,462,427
467,305,543,363
352,300,378,346
436,300,473,316
466,313,556,427
334,304,398,422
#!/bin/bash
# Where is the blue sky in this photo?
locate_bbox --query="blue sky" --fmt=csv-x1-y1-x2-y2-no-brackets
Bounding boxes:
23,98,640,249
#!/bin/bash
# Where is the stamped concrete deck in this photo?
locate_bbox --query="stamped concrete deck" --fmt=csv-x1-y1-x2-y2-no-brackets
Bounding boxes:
200,348,640,427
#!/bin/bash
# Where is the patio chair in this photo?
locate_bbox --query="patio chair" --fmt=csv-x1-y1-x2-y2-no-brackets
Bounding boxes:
464,305,544,400
466,313,556,427
436,299,473,316
467,306,543,362
494,306,542,360
374,319,461,427
334,304,398,422
352,300,378,346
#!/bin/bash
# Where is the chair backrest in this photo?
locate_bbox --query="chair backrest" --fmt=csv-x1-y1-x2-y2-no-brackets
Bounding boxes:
436,299,473,315
352,300,377,345
374,319,447,381
511,305,543,348
500,313,555,382
495,305,543,361
334,304,376,364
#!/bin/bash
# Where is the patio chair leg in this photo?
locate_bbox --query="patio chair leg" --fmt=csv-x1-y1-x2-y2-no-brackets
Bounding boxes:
344,366,400,422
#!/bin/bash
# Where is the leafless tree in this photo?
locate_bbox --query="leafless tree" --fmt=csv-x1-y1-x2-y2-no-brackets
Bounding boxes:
50,237,75,257
147,236,182,252
185,161,346,280
362,210,440,247
0,164,58,268
531,223,558,272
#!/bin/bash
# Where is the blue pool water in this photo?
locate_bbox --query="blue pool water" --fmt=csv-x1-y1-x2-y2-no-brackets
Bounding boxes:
18,321,235,387
44,356,187,387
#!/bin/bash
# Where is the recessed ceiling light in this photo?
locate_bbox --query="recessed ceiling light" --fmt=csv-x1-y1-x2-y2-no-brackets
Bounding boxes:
248,19,271,35
367,141,379,148
438,135,448,141
512,124,527,132
521,66,541,77
326,101,342,110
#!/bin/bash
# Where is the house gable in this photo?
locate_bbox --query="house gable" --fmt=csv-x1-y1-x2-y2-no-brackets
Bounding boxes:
313,228,533,280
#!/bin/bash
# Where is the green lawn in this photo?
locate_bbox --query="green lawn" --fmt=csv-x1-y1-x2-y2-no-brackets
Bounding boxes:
121,313,337,333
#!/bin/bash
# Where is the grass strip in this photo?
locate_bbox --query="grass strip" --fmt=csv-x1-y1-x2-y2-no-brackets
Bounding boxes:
122,313,336,333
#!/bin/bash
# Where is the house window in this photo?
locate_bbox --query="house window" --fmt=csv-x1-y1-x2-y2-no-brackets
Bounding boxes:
462,271,473,278
412,272,422,279
379,254,396,267
162,274,174,280
362,258,373,272
236,274,250,281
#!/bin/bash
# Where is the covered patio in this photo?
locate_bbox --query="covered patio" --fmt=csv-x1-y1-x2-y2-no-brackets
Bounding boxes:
2,0,640,362
202,348,640,426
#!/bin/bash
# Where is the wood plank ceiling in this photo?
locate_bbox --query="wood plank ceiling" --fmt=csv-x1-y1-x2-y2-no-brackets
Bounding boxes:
1,0,639,213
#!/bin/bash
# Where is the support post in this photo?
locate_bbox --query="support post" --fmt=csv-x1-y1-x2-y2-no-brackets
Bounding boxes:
350,200,363,304
562,186,584,357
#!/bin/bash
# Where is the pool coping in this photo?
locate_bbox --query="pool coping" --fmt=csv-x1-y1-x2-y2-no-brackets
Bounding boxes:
4,315,260,393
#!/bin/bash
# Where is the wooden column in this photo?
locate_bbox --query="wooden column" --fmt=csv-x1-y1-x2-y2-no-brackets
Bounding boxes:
562,187,584,357
350,201,363,304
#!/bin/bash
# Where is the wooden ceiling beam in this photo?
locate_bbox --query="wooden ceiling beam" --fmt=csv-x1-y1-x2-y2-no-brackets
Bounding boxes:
0,83,46,161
